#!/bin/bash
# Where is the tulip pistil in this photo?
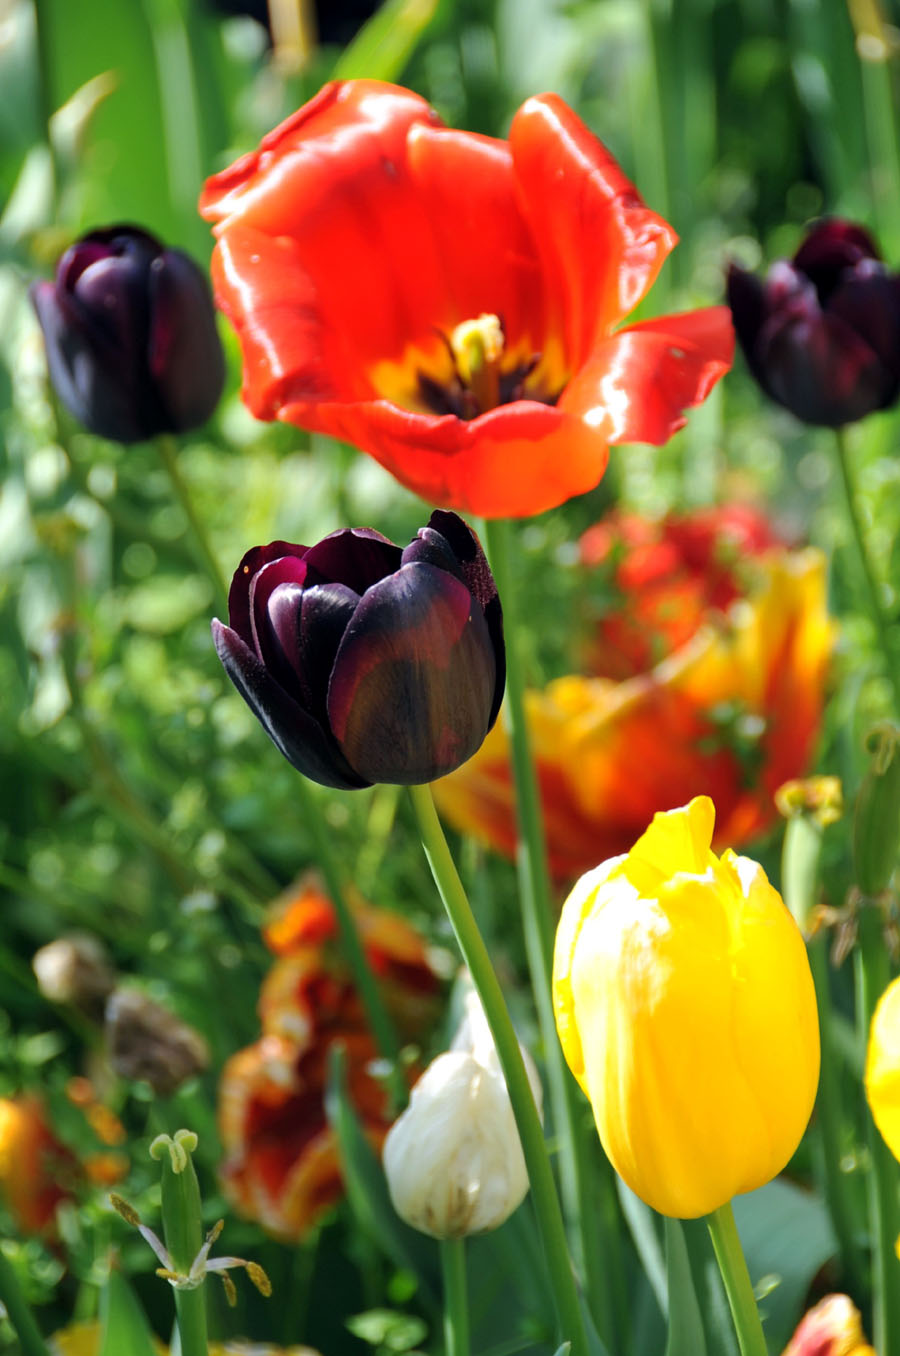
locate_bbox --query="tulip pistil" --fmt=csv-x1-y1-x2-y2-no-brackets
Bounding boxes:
418,313,547,419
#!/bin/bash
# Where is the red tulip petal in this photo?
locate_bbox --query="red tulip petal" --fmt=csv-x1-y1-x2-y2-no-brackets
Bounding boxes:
509,93,678,366
558,307,734,445
279,394,610,518
206,82,484,399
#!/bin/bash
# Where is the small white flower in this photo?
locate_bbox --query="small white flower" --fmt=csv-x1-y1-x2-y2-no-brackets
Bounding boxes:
383,987,542,1239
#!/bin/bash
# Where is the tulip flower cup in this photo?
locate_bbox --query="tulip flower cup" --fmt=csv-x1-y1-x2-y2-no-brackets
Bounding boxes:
553,796,821,1221
201,79,734,518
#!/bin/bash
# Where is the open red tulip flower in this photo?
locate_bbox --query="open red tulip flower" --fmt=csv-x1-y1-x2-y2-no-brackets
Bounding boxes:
200,80,734,518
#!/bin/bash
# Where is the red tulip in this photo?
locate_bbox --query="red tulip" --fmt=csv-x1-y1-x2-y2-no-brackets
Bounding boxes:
200,80,733,518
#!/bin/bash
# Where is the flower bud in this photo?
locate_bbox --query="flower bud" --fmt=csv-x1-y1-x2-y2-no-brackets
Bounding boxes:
382,988,542,1238
105,988,209,1097
33,933,115,1015
865,973,900,1164
728,219,900,426
553,796,820,1218
31,225,225,443
782,1293,875,1355
213,510,505,788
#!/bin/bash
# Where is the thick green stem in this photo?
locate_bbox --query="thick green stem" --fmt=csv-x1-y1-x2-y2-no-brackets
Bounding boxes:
0,1247,51,1356
156,435,228,615
833,428,898,708
153,1132,208,1356
706,1204,768,1356
481,516,618,1346
440,1238,469,1356
409,783,588,1356
295,775,405,1111
855,906,900,1356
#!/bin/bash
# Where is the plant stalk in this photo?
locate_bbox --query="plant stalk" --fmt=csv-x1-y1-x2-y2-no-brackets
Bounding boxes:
706,1203,768,1356
440,1238,469,1356
409,782,588,1356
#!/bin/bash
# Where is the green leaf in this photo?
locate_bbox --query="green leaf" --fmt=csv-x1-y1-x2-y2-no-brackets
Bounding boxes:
99,1268,160,1356
332,0,439,83
664,1218,708,1356
324,1044,440,1310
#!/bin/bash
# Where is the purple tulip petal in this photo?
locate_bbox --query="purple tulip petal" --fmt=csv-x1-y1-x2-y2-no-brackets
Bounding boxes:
327,561,497,784
303,527,401,592
212,619,369,789
725,263,771,392
760,310,889,426
792,219,880,298
248,555,309,673
227,541,308,647
829,271,900,396
148,251,226,431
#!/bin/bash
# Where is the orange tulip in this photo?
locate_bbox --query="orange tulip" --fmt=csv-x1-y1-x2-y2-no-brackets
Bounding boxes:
435,520,833,879
0,1095,76,1236
201,80,732,518
219,881,439,1239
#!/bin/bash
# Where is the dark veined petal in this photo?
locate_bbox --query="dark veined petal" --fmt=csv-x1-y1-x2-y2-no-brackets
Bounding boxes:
759,310,893,427
212,620,369,790
293,581,361,725
302,526,402,591
227,541,308,648
147,249,226,431
327,562,497,784
248,555,310,676
407,511,505,726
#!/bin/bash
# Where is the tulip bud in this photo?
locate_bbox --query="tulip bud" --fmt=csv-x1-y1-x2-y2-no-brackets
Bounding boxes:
213,510,505,788
727,219,900,426
105,988,210,1097
32,933,115,1016
31,224,225,443
865,973,900,1165
782,1293,875,1356
382,988,542,1238
553,795,820,1219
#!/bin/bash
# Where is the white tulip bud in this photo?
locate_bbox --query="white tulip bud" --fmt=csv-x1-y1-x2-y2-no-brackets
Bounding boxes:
383,988,542,1239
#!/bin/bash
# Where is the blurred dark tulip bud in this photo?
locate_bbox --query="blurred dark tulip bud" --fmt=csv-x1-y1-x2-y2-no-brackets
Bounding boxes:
727,219,900,426
213,510,506,788
33,933,115,1017
105,988,210,1097
30,224,225,443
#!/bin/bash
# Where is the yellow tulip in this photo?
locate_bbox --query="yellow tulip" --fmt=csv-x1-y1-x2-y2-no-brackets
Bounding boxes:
865,974,900,1166
552,795,820,1218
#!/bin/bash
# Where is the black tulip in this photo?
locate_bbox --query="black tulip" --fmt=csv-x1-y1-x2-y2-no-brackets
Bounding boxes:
31,224,225,443
727,219,900,427
212,511,506,788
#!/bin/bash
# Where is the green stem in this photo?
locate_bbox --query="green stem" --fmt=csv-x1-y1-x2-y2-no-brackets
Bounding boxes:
409,783,588,1356
855,905,900,1356
781,814,865,1295
0,1247,51,1356
156,435,228,615
294,775,405,1111
705,1203,767,1356
833,428,898,708
808,939,867,1298
440,1238,469,1356
481,517,618,1346
154,1133,208,1356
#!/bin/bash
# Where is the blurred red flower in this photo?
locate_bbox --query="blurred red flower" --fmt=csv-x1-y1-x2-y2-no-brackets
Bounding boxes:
0,1096,76,1235
219,879,440,1239
434,507,834,880
200,80,733,518
781,1294,874,1355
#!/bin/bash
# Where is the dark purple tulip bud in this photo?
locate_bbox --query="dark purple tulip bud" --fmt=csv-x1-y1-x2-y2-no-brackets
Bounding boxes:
212,510,505,788
30,224,225,443
727,219,900,426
